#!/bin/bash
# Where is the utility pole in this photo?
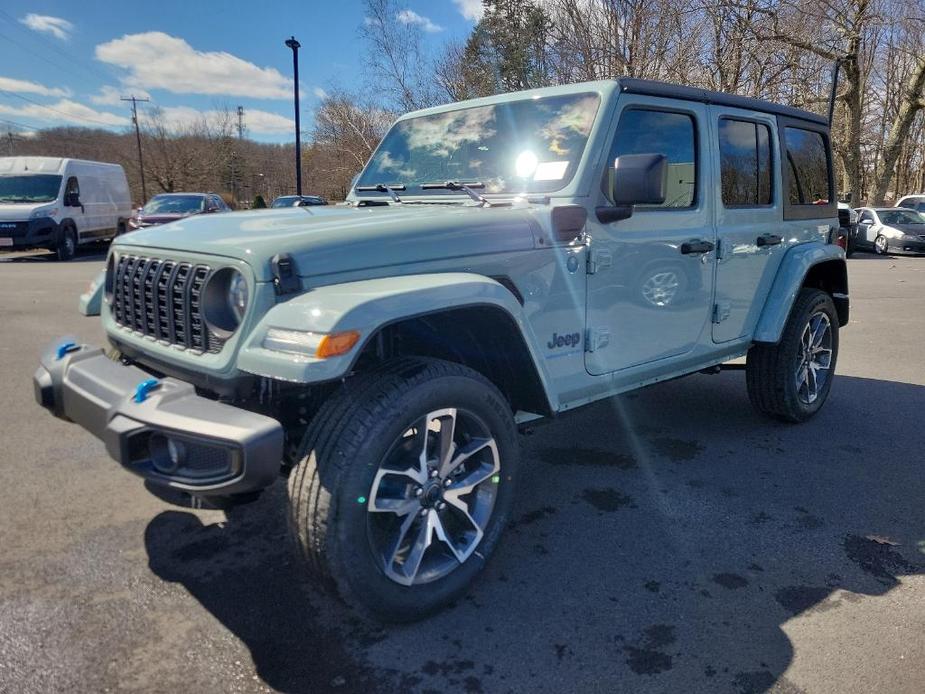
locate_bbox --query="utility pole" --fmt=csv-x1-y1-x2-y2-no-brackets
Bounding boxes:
234,106,245,207
6,130,22,156
284,36,302,196
236,106,245,139
121,95,150,203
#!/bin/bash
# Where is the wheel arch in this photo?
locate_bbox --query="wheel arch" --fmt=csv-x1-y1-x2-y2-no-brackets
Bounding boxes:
753,242,848,344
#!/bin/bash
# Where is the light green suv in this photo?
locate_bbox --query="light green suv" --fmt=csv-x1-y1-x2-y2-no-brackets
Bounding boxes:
35,79,848,621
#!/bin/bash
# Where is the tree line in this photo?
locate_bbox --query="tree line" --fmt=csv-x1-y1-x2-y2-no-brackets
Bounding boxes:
10,0,925,206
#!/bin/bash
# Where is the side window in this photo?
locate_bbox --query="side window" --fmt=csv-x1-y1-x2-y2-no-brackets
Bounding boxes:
917,202,925,212
605,109,697,208
898,199,913,209
784,127,831,205
718,118,773,206
65,176,79,197
859,210,872,223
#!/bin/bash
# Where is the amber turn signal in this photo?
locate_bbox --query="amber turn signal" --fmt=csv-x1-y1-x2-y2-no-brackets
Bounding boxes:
315,330,361,359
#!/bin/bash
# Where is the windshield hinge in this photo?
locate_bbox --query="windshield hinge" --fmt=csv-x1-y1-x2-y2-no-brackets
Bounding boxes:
271,253,301,295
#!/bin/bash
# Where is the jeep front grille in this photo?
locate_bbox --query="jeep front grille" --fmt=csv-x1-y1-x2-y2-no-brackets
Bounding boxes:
111,255,221,353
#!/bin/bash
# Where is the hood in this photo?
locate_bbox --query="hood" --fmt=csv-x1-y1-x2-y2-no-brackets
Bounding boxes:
134,212,193,226
891,223,925,236
0,202,45,222
115,204,542,281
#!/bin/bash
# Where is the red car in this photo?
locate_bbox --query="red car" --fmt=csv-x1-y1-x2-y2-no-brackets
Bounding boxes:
127,192,229,230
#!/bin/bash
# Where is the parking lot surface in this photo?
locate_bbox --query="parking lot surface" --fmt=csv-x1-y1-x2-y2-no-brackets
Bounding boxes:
1,248,924,693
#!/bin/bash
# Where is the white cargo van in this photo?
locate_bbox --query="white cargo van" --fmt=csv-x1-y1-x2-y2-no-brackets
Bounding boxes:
0,157,132,260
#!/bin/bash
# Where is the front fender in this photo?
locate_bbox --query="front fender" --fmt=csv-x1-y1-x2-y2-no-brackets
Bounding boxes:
237,273,552,391
753,242,846,343
79,269,105,316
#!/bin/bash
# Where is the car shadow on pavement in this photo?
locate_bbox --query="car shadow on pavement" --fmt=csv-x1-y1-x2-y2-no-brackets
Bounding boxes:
144,372,925,694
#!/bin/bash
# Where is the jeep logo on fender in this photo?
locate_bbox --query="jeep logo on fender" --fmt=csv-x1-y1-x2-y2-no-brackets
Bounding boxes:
548,331,581,349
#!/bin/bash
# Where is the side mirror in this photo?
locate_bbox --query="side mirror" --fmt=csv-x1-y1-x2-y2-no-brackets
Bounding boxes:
64,192,81,207
596,153,668,223
860,219,872,225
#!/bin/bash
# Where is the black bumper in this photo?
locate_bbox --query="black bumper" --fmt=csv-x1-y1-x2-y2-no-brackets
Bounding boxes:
34,342,284,495
0,218,60,249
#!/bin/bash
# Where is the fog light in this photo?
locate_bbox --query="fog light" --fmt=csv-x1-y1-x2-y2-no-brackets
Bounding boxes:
149,434,186,474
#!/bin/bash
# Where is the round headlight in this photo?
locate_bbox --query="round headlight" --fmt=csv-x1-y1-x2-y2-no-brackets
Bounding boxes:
203,268,248,337
228,271,248,322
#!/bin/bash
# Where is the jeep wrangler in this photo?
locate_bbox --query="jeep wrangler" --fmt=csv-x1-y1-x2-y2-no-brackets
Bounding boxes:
34,79,848,621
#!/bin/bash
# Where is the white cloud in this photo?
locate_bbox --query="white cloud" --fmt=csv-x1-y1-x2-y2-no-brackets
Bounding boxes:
155,106,294,135
89,85,152,106
0,99,128,127
396,9,443,32
20,13,73,40
452,0,484,21
313,87,328,99
0,76,70,98
95,32,293,99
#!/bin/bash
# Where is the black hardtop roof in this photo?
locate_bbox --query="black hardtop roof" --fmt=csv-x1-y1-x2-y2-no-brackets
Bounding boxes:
619,78,828,126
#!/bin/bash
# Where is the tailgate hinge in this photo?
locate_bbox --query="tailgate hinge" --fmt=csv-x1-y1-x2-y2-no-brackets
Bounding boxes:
586,248,612,274
585,327,610,352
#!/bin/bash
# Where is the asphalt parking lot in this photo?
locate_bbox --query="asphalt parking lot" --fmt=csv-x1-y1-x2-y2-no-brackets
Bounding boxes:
1,247,924,694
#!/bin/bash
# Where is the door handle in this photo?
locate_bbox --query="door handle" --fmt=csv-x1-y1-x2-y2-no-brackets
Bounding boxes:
756,234,782,247
680,239,715,254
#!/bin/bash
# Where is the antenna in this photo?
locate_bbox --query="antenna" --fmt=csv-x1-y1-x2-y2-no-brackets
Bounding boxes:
121,94,150,203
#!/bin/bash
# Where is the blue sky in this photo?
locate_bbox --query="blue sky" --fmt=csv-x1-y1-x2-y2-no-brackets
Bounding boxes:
0,1,482,142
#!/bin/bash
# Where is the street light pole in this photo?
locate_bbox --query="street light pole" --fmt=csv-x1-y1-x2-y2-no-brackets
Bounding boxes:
284,36,302,196
121,95,150,203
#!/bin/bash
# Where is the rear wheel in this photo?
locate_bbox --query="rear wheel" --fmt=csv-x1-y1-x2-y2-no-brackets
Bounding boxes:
55,226,76,261
746,288,839,422
287,357,519,622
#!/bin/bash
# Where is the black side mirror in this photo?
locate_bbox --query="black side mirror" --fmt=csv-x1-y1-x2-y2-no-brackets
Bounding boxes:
596,153,667,223
65,192,80,207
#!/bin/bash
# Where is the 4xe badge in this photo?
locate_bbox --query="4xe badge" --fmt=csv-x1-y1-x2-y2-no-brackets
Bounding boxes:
548,331,581,349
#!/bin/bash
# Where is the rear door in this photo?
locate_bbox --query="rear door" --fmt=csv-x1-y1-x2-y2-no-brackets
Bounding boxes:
710,107,785,342
585,98,715,375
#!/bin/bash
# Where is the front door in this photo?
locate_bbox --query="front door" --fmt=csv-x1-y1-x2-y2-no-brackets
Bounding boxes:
709,107,785,342
586,99,715,376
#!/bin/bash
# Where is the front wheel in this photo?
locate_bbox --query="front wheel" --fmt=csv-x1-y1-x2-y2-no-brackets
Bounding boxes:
746,288,839,423
287,358,519,622
55,227,76,261
874,235,889,255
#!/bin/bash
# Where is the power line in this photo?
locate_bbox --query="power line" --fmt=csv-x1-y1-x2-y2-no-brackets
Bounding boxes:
0,89,124,128
122,95,149,201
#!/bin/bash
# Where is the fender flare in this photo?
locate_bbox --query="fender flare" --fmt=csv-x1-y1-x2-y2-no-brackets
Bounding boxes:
753,242,847,344
237,272,554,400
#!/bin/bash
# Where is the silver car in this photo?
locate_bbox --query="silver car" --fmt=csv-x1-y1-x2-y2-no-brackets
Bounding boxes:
855,207,925,255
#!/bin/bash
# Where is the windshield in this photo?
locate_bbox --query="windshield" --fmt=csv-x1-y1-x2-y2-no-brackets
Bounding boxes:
0,174,62,203
356,92,601,197
142,195,205,215
271,196,299,208
879,209,925,225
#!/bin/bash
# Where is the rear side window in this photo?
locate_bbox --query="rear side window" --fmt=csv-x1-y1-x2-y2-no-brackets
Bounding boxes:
718,119,772,206
605,109,697,208
784,127,831,205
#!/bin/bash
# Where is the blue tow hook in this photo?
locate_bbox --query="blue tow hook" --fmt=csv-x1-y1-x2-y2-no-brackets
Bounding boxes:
55,341,80,360
134,378,161,403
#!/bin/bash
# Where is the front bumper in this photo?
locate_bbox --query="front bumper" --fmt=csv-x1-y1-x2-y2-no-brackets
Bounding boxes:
887,237,925,255
0,218,59,249
34,342,284,495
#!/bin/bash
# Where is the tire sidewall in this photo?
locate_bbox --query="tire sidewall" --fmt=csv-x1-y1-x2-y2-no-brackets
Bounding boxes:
780,291,839,420
875,235,888,255
57,226,76,261
331,372,519,619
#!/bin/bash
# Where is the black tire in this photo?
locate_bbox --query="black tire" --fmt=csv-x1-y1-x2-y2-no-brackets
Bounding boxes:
874,235,889,255
746,288,839,423
55,226,77,261
287,357,519,622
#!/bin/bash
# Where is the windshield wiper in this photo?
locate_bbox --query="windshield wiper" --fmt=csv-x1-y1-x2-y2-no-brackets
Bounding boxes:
0,197,37,203
355,182,405,203
421,181,489,206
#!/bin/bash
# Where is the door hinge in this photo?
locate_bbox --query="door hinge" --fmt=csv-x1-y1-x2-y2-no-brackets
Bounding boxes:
586,248,612,274
712,301,731,324
585,327,610,352
714,238,726,261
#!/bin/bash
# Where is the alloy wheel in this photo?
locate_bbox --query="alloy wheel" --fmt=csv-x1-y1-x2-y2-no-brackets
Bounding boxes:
795,311,833,405
366,407,501,586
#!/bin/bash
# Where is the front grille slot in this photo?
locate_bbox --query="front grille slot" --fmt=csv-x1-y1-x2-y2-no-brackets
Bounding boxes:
110,255,219,354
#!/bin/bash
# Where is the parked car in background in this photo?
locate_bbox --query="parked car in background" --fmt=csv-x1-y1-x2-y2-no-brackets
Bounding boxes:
895,194,925,213
855,207,925,255
837,201,859,256
270,195,328,208
128,193,229,230
0,156,131,260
